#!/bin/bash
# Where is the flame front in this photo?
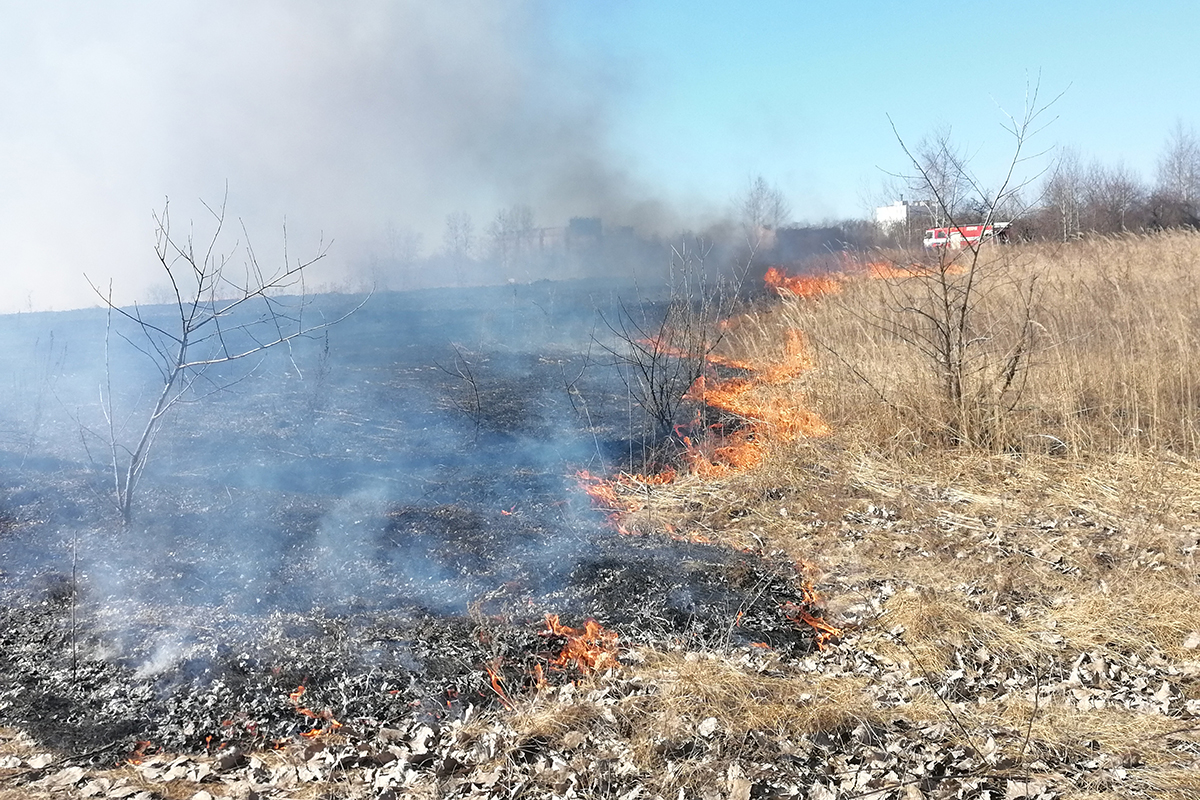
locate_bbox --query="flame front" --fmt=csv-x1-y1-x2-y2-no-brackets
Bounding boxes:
543,614,620,674
571,269,845,648
484,659,513,707
681,327,829,476
764,266,842,298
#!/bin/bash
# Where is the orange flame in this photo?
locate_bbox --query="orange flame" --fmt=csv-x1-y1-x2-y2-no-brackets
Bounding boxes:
125,740,153,766
618,468,677,487
679,327,829,476
764,266,843,298
576,470,641,514
543,614,620,674
484,659,513,708
531,663,548,691
288,685,343,739
766,255,964,290
781,600,841,650
780,579,841,650
577,325,829,530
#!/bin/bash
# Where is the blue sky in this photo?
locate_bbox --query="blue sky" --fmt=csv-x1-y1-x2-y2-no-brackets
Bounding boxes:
0,1,1195,312
546,0,1198,219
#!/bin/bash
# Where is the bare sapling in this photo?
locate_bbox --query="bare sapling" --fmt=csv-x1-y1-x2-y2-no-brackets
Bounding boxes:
876,82,1059,447
436,343,485,441
600,238,749,469
84,195,363,523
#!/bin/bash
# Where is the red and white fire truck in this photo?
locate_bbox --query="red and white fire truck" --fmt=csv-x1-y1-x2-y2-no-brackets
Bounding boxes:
923,222,1009,249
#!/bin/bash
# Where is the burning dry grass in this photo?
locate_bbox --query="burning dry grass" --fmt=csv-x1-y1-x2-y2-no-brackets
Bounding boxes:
574,230,1200,791
9,233,1200,797
773,230,1200,456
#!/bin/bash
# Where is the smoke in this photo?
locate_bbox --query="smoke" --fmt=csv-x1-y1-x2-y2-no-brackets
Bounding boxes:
0,1,666,313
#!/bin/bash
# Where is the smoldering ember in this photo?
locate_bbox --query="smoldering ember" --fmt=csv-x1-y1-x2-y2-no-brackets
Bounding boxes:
5,231,1200,800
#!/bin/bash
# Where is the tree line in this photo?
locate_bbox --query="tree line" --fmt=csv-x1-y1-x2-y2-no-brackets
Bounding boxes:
891,120,1200,244
1030,121,1199,239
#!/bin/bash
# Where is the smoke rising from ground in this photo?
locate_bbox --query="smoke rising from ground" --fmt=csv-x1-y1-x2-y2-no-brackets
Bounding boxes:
0,1,670,313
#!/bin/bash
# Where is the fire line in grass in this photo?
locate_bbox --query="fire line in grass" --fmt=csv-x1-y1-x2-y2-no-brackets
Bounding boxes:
764,255,966,299
571,269,845,648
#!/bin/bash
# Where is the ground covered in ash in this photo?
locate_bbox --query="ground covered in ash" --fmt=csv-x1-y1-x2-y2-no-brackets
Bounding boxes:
0,482,818,757
0,280,823,761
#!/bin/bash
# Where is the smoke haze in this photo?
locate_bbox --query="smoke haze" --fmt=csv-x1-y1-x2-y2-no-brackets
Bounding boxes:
0,1,667,313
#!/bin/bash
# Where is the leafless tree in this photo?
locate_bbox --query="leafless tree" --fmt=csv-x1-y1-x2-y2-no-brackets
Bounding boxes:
488,204,536,273
1156,120,1200,209
879,82,1057,446
385,221,423,265
1041,146,1085,241
84,196,363,524
737,175,791,250
600,238,748,464
369,221,422,290
1083,160,1145,233
436,343,484,440
905,125,976,228
1150,120,1200,228
443,212,475,259
443,212,476,285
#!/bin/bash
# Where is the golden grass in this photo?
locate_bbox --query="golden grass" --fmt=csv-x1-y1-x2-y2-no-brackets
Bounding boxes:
621,650,883,739
562,233,1200,795
1055,578,1200,658
759,230,1200,456
875,586,1051,671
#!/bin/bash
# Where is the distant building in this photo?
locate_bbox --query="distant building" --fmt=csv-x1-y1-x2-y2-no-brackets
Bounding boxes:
567,217,602,240
875,199,933,231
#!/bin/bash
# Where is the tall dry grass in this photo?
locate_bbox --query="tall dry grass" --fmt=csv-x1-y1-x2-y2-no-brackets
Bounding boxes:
763,231,1200,457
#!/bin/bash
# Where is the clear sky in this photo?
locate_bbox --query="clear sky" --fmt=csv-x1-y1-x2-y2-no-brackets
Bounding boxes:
1,0,1196,312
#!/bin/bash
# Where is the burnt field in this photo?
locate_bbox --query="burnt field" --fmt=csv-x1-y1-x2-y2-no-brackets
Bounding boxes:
0,279,820,758
7,236,1200,799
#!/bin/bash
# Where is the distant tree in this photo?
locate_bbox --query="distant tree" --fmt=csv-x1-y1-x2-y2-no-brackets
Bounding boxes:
737,175,791,250
443,212,475,258
488,204,536,274
1153,121,1200,228
905,126,975,227
1156,120,1200,207
372,222,422,290
1083,161,1146,233
385,222,423,264
443,212,475,285
1041,146,1086,241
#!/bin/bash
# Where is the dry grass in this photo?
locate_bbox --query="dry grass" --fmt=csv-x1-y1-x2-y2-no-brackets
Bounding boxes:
763,230,1200,456
621,649,883,740
566,233,1200,795
8,233,1200,797
874,585,1050,671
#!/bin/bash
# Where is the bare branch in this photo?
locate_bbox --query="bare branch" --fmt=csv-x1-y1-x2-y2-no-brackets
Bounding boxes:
88,196,362,523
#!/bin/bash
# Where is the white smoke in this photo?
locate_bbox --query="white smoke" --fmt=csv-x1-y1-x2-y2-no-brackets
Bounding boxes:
0,1,662,313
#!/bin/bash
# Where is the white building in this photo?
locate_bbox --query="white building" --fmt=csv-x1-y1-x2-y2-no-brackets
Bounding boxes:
874,199,932,230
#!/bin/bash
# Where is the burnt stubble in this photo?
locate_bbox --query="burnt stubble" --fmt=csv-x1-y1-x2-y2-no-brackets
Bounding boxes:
0,279,817,757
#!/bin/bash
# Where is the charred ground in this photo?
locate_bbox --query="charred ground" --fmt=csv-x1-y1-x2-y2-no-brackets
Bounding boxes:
0,278,820,760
